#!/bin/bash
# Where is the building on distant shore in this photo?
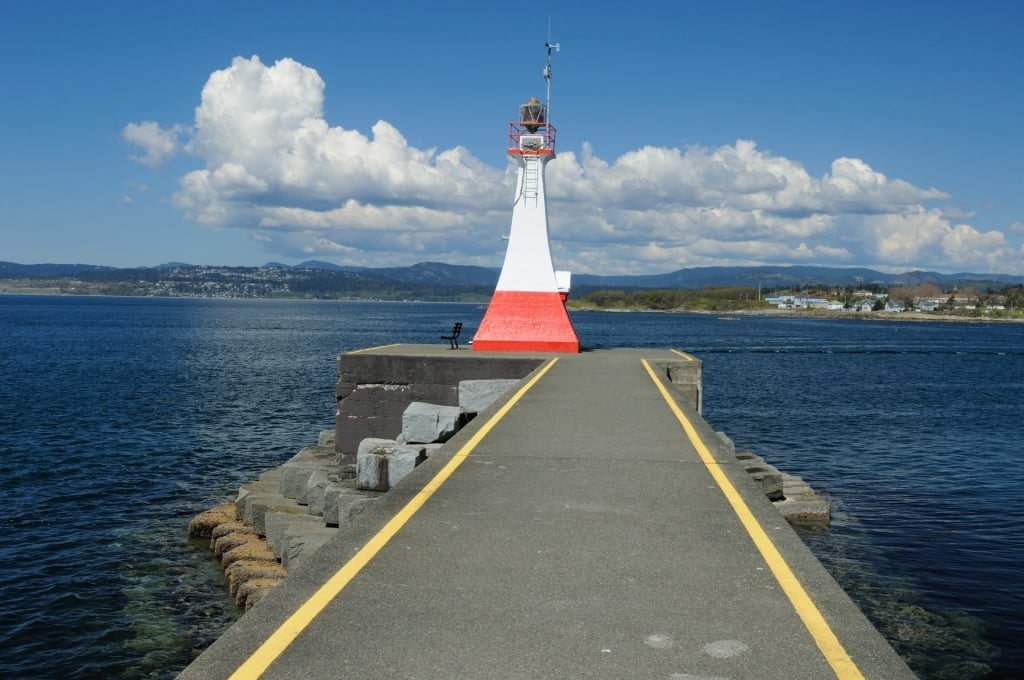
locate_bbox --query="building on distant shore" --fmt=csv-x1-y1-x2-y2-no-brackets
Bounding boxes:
764,295,843,310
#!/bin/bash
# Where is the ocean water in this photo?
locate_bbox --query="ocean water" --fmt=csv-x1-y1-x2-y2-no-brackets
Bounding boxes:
0,296,1021,679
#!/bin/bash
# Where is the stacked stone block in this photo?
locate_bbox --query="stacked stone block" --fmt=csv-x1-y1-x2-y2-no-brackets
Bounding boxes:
334,354,543,461
187,377,523,612
716,432,831,525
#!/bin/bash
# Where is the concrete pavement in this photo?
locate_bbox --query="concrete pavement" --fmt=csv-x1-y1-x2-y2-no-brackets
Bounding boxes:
178,348,914,680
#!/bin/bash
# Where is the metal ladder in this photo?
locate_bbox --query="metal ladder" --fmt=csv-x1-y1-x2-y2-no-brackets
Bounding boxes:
523,157,540,201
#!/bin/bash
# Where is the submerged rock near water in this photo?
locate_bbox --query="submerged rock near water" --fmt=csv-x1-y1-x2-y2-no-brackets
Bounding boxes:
187,407,453,610
187,431,374,610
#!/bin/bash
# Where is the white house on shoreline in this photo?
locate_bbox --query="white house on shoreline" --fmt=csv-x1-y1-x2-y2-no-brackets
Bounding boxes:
765,295,844,311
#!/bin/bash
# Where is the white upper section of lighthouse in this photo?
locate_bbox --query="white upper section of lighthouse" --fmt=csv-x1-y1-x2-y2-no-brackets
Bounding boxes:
492,39,565,294
494,151,558,292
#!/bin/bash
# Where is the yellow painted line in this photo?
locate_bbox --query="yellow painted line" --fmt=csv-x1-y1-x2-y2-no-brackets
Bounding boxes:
346,343,402,354
228,358,560,680
669,349,696,361
641,359,865,680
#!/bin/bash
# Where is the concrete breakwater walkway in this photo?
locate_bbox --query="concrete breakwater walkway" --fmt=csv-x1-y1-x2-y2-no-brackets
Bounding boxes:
180,346,913,679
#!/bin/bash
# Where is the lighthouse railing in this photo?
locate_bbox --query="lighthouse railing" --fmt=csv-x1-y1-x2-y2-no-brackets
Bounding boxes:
508,122,557,155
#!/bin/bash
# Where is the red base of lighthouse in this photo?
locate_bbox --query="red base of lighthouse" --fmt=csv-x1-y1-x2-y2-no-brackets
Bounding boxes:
472,291,580,353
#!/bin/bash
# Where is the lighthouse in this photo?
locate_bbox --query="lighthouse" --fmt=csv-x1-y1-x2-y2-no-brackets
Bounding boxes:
472,41,580,353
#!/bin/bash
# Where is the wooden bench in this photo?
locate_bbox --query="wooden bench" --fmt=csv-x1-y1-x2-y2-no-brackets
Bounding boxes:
441,321,463,349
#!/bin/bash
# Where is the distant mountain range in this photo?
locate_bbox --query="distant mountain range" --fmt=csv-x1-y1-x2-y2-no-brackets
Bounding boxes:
2,260,1023,291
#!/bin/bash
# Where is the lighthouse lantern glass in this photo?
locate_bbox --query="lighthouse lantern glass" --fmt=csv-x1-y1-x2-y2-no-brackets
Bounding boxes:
519,98,546,133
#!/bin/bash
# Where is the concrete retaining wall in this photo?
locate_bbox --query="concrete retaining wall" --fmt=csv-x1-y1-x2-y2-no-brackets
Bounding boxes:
662,359,704,415
335,354,544,461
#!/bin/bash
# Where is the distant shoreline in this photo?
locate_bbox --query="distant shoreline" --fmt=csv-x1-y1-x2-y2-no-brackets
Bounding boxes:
694,308,1021,322
569,305,1024,323
4,289,1021,323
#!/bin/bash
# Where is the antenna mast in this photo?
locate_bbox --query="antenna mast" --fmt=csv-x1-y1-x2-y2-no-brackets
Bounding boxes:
543,18,559,125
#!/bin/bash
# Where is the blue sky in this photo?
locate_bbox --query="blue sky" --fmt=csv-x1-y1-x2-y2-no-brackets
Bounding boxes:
2,1,1022,275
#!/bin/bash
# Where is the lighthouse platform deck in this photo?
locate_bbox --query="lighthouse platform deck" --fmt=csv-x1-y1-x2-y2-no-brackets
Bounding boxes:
179,346,913,680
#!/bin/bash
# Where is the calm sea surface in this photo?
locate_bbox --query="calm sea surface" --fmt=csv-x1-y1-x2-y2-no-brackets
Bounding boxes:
1,296,1021,679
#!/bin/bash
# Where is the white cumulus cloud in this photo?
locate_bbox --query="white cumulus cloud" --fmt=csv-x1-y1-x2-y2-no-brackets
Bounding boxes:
123,55,1020,275
122,121,183,168
155,55,505,263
